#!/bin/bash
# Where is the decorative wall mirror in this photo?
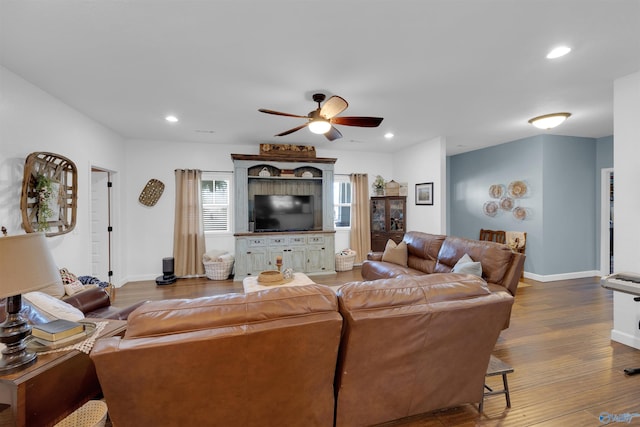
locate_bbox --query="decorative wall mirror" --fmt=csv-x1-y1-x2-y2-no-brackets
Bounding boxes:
20,152,78,237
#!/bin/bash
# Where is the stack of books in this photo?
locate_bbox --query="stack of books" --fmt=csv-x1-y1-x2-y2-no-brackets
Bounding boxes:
31,319,86,347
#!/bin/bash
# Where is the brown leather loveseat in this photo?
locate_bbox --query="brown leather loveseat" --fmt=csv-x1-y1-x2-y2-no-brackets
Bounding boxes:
91,276,514,426
362,231,525,297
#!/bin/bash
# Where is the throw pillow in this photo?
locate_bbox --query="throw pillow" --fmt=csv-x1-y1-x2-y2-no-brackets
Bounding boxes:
59,268,78,284
382,239,408,267
64,280,85,296
452,253,483,277
23,291,85,321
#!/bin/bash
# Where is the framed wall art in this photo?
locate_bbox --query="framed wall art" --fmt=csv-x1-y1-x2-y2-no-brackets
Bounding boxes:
415,182,434,206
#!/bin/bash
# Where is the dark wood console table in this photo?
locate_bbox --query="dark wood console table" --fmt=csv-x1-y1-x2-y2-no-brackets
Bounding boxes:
0,319,126,427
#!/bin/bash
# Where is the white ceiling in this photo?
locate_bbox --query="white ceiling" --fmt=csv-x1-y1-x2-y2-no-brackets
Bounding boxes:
1,0,639,155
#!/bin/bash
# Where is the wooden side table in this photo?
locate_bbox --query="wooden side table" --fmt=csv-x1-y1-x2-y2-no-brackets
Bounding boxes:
479,354,514,413
0,319,126,427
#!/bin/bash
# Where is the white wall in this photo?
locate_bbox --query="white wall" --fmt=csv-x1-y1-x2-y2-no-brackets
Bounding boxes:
0,66,127,282
393,137,446,234
611,71,640,349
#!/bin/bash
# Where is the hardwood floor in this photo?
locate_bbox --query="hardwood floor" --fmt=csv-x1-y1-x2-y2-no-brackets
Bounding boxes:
111,271,640,426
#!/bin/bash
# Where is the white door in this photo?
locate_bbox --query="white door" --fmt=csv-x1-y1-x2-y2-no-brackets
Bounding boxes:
91,170,111,282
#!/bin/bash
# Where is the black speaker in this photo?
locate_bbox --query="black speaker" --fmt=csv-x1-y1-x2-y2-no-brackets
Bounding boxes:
156,257,177,285
162,257,174,276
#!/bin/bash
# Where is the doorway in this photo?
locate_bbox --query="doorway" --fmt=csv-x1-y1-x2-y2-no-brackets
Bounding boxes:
600,168,614,275
91,168,112,283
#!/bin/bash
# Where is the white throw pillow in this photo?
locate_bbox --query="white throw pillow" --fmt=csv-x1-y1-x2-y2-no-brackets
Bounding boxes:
452,253,483,277
23,291,85,321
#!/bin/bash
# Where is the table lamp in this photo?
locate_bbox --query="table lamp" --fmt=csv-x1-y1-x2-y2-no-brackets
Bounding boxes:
0,233,61,373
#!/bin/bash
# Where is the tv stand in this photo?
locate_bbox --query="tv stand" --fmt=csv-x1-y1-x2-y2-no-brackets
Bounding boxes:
234,231,335,279
231,154,337,280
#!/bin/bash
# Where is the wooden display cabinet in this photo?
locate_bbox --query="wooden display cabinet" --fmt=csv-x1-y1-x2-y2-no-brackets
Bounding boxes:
370,196,406,252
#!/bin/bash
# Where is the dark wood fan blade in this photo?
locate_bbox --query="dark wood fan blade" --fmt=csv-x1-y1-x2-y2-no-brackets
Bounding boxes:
320,96,348,119
259,108,308,119
275,123,309,137
331,116,384,127
324,126,343,141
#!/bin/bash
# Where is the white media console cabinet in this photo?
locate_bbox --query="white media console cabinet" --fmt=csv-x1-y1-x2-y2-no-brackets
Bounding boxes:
231,153,337,280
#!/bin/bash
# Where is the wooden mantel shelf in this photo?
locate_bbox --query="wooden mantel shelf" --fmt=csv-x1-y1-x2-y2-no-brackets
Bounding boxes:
231,153,337,164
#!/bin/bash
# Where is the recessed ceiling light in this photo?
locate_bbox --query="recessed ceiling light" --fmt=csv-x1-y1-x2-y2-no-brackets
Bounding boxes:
165,115,179,123
528,112,571,129
384,132,394,139
546,46,571,59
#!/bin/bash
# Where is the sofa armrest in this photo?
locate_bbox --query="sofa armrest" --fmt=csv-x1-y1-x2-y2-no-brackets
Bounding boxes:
367,251,384,261
63,286,111,314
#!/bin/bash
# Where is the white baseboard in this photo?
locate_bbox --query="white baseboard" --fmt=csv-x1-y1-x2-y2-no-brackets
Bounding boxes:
120,274,159,285
611,329,640,350
523,270,601,283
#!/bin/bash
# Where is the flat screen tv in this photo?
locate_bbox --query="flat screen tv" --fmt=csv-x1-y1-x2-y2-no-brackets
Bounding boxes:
254,195,315,232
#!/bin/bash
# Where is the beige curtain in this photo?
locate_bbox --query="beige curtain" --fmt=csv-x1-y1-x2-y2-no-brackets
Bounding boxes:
173,169,206,277
349,173,371,264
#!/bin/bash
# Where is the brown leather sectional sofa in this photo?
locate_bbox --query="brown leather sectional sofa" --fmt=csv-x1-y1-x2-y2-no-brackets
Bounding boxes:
362,231,526,297
91,275,514,426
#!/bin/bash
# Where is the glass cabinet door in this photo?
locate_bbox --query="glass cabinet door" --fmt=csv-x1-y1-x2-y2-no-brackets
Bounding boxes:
389,199,405,231
371,199,386,231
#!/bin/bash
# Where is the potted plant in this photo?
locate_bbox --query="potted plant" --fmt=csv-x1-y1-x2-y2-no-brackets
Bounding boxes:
35,174,57,231
372,175,386,196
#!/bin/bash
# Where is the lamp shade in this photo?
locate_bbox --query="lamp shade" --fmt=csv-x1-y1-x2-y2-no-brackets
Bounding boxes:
0,233,60,298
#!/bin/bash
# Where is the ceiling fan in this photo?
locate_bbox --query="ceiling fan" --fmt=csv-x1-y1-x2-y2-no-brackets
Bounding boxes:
258,93,384,141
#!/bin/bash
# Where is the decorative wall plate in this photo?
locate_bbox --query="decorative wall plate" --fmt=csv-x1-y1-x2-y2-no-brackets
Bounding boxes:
489,184,505,199
513,207,527,220
483,201,499,217
138,179,165,207
499,197,514,211
508,180,528,198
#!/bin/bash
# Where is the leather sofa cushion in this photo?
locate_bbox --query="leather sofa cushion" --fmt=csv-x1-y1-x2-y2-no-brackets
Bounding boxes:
434,236,514,285
338,274,491,311
404,231,447,274
125,284,338,339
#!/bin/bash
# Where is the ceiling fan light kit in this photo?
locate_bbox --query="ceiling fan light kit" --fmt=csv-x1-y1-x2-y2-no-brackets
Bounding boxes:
528,112,571,129
308,120,332,134
259,93,383,141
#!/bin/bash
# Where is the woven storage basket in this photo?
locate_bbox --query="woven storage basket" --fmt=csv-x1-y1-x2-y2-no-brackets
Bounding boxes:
54,400,107,427
335,252,356,272
204,259,234,280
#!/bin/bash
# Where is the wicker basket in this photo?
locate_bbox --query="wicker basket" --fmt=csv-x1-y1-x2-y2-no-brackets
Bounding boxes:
335,251,357,272
54,400,107,427
203,259,235,280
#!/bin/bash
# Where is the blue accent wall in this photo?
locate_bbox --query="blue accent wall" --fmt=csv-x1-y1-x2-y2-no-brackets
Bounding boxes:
449,134,611,277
